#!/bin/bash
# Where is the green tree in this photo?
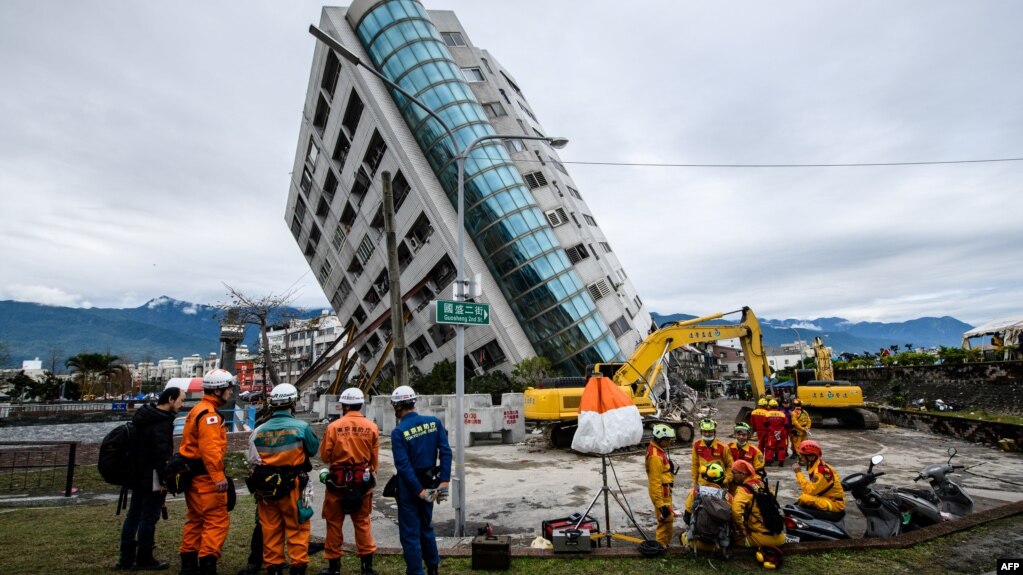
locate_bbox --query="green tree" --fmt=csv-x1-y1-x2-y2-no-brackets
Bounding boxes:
893,351,937,366
65,352,127,397
410,359,456,395
467,370,513,403
937,346,982,365
8,371,36,402
509,356,559,389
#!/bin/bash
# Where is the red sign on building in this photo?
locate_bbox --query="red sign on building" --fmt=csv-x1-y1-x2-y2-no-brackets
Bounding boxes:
235,361,255,392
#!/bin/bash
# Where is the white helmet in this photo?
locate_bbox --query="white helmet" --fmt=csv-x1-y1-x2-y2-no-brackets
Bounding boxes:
269,383,299,406
339,387,365,405
390,385,416,405
202,369,235,390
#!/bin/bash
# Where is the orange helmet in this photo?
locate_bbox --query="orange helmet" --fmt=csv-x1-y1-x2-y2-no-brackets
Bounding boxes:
797,440,822,458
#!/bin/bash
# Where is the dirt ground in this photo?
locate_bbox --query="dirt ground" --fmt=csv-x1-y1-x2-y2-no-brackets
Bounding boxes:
309,397,1023,553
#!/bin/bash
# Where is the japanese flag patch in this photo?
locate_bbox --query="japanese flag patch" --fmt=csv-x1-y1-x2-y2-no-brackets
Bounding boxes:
205,415,220,425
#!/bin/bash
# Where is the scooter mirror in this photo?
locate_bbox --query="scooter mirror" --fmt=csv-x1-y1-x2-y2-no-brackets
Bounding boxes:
947,447,957,458
870,454,884,466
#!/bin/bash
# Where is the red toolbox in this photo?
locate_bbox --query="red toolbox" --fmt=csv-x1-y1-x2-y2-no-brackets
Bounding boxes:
541,513,601,548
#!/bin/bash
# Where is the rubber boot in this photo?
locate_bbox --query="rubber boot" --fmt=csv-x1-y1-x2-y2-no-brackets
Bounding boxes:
426,564,439,575
134,545,170,571
180,552,199,575
115,541,137,570
265,566,286,575
360,555,378,575
236,562,261,575
198,555,218,575
289,565,308,575
318,559,340,575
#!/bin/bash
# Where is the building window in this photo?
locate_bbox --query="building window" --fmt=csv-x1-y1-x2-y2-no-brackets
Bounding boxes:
392,171,411,212
351,168,371,201
504,138,524,154
342,90,364,137
321,50,341,98
609,316,630,338
544,207,569,227
374,269,389,296
600,242,612,253
332,130,351,168
331,222,346,252
583,214,597,226
517,119,529,135
498,88,510,104
565,243,590,264
290,216,301,240
299,168,313,196
500,71,522,94
587,279,611,301
356,235,375,265
522,171,548,189
441,32,466,47
318,259,333,284
362,130,387,176
473,340,507,370
567,186,582,199
428,323,456,347
461,67,485,83
550,156,568,175
316,196,330,219
482,101,507,118
634,295,643,308
570,213,580,227
618,269,628,281
295,197,307,223
347,256,363,279
517,101,538,122
306,138,320,167
339,201,356,227
363,285,380,308
481,57,493,74
408,335,433,361
406,212,434,252
312,95,330,134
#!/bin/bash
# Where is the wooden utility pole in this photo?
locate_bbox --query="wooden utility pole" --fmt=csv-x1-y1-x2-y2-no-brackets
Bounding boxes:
382,171,408,388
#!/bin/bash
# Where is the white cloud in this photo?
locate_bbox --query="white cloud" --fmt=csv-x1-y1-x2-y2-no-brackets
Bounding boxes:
0,285,93,308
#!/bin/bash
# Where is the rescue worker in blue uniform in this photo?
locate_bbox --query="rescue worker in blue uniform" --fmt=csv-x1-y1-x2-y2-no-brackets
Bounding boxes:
390,385,452,575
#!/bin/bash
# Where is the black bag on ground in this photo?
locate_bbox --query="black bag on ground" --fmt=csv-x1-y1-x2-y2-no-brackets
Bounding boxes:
98,422,137,486
739,482,785,535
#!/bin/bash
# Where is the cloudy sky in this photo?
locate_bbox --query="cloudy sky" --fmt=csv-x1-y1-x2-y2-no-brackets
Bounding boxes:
1,1,1020,326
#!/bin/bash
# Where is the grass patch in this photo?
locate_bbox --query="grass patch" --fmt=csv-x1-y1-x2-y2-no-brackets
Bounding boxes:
0,498,1016,574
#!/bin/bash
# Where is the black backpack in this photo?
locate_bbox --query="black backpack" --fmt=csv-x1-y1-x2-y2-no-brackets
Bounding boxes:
687,488,732,549
98,422,137,486
740,481,785,535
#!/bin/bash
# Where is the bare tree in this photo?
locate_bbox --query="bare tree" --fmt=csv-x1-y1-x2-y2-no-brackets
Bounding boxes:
47,345,63,375
218,284,301,389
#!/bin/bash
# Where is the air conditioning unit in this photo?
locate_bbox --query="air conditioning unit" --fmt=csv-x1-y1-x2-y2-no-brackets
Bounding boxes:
408,236,420,251
473,366,485,376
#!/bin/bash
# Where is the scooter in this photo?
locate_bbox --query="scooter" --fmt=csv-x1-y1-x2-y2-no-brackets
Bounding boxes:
896,447,974,519
781,504,850,542
844,454,944,537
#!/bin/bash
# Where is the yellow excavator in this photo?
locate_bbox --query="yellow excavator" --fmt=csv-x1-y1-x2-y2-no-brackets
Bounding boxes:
524,307,876,448
791,336,879,428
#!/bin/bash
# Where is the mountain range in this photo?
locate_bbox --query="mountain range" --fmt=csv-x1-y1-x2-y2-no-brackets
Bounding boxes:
649,312,973,356
0,297,972,369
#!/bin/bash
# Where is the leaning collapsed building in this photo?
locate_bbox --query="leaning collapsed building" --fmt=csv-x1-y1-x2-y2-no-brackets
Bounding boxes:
285,0,651,379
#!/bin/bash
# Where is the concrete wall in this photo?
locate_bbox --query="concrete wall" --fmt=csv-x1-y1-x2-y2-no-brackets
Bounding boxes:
836,361,1023,415
871,407,1023,448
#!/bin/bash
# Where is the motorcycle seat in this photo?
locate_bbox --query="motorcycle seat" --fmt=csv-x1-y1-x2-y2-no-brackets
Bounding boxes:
797,505,846,522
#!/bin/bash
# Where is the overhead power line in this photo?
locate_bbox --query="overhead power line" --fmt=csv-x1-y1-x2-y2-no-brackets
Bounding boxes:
558,157,1023,169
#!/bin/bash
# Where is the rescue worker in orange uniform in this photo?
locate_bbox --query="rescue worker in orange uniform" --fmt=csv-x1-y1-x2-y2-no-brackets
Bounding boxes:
727,422,765,492
788,399,812,458
730,460,786,548
692,419,733,488
178,369,234,575
319,387,380,575
764,400,789,467
645,424,678,547
248,383,320,575
750,398,770,452
792,440,846,513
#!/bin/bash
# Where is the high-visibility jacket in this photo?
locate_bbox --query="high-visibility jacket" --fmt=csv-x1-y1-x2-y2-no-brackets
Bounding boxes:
692,439,734,487
750,407,769,438
179,395,227,490
795,460,846,511
732,478,786,547
791,408,812,435
645,441,674,509
248,410,320,469
728,442,765,477
320,410,379,472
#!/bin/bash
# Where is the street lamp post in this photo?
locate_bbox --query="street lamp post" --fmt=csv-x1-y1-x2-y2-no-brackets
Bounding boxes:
309,26,567,537
789,327,805,369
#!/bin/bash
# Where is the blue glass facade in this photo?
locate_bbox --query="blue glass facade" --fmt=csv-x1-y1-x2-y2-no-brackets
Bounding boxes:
352,0,621,375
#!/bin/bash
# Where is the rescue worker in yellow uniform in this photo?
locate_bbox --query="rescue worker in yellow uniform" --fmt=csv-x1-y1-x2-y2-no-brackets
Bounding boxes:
645,424,677,547
178,369,233,575
792,440,846,513
727,422,765,493
788,399,812,458
248,384,320,575
730,460,786,549
692,419,733,488
319,387,379,575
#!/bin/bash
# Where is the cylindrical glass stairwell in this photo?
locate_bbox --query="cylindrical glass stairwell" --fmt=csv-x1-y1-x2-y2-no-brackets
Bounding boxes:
351,0,621,375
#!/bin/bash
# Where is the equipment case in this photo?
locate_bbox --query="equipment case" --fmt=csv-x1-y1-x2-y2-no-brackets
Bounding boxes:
471,535,511,570
551,528,592,553
541,513,600,550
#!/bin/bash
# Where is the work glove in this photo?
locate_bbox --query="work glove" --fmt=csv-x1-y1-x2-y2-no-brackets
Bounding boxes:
419,488,438,503
659,506,672,520
436,482,450,503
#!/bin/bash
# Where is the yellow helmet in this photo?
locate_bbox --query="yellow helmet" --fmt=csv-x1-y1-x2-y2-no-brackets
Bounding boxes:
757,398,768,407
701,463,726,484
768,399,779,408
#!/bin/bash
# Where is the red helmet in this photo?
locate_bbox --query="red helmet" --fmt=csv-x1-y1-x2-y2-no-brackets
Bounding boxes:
797,440,822,457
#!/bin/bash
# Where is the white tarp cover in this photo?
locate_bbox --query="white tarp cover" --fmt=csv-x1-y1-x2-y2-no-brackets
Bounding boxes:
962,316,1023,339
571,376,644,455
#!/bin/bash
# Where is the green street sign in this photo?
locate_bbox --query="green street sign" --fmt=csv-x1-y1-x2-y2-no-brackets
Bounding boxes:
435,299,490,326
